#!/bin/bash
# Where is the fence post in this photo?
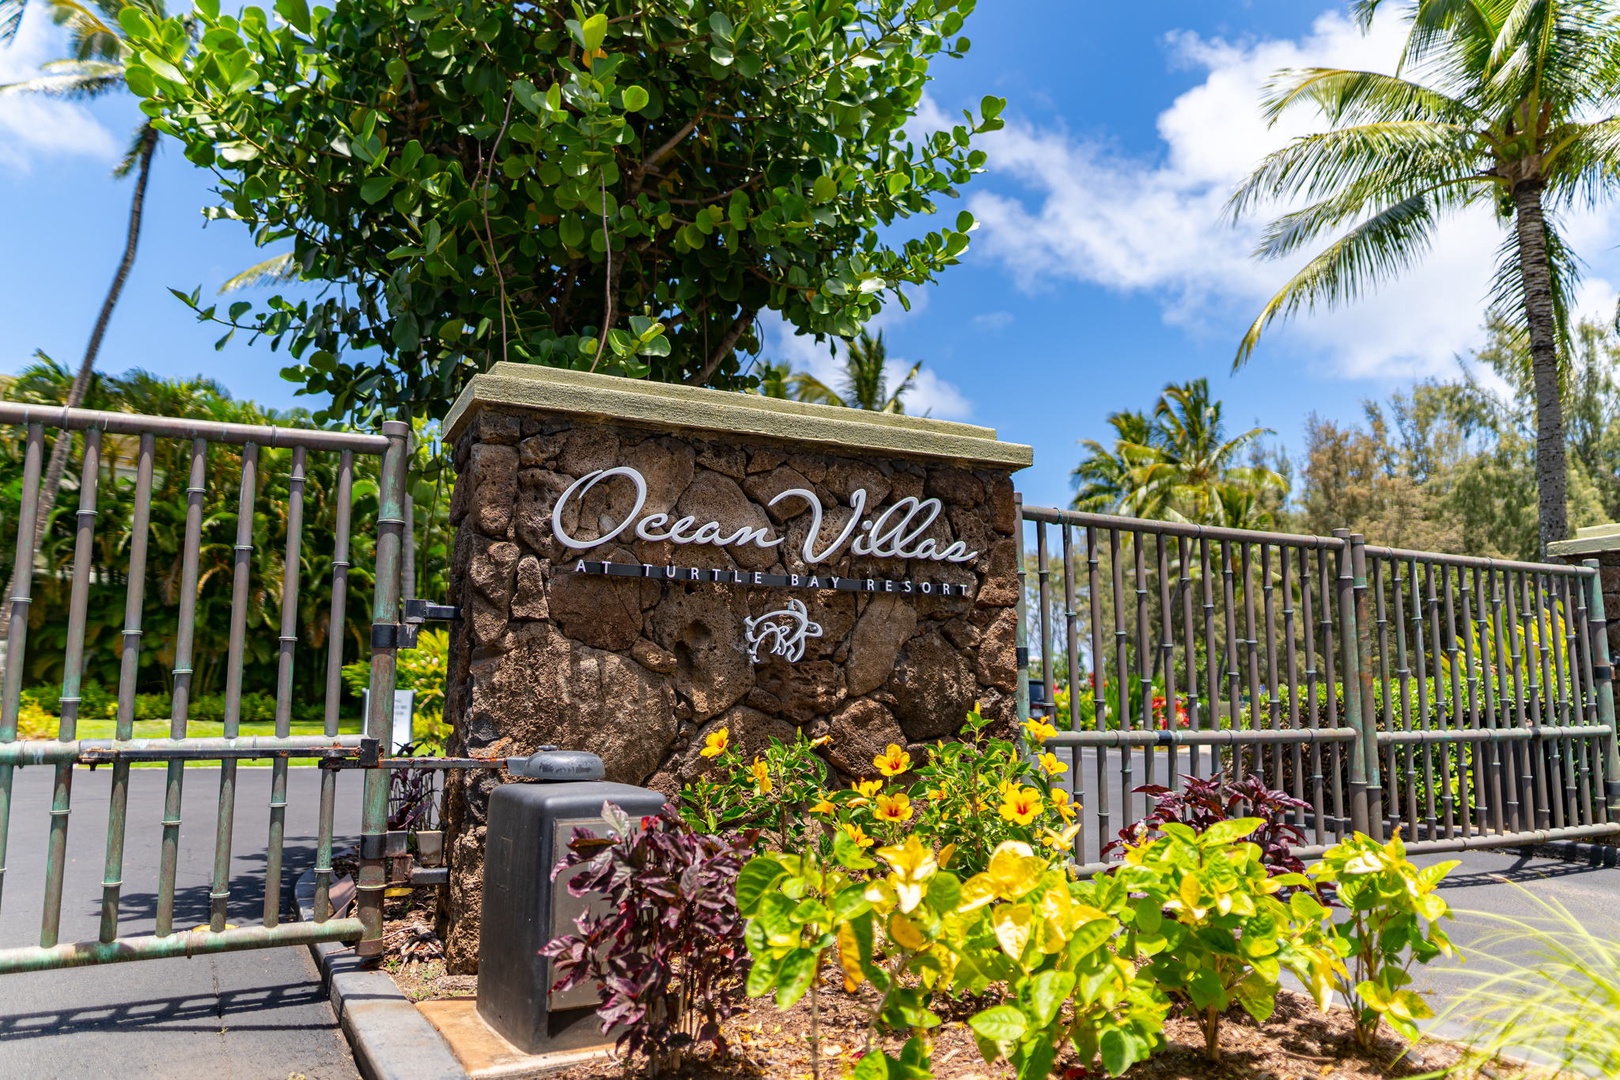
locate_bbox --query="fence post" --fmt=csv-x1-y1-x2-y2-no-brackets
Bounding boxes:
1333,529,1374,837
1014,494,1032,730
1582,559,1620,820
357,419,410,959
1349,534,1385,839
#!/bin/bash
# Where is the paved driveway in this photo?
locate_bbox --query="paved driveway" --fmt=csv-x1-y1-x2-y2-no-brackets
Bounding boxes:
0,766,361,1080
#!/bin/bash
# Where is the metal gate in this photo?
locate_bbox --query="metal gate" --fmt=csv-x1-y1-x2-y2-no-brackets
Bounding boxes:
1017,502,1620,871
0,404,409,972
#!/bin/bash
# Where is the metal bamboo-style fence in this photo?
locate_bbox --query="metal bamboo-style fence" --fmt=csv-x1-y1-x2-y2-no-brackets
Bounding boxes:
0,403,409,973
1017,502,1620,871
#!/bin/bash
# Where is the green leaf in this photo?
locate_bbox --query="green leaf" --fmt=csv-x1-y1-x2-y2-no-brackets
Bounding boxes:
850,1051,892,1080
1202,818,1263,845
812,174,837,203
745,949,782,997
735,856,787,916
360,176,395,204
1099,1027,1131,1077
1013,1038,1055,1080
620,84,649,112
775,948,818,1008
579,12,607,51
980,94,1005,120
833,829,877,870
968,1004,1028,1044
274,0,310,34
1023,970,1075,1028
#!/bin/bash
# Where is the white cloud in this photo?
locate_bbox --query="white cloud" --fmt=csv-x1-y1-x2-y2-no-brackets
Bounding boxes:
965,8,1620,379
0,9,119,172
973,310,1015,330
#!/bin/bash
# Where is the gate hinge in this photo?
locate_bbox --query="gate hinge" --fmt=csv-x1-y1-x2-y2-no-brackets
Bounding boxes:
404,598,460,622
372,621,421,649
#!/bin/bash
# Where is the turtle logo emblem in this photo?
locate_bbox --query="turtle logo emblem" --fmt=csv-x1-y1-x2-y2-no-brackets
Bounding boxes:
743,599,823,664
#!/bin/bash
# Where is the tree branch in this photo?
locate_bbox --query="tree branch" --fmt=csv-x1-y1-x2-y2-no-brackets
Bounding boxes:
641,116,699,173
687,307,755,386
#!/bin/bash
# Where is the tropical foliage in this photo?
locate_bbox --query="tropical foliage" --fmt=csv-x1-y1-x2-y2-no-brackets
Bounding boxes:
597,727,1468,1077
0,362,450,716
764,331,922,414
0,0,169,645
119,0,1000,423
1072,378,1287,528
1296,317,1620,561
543,802,753,1076
1229,0,1620,553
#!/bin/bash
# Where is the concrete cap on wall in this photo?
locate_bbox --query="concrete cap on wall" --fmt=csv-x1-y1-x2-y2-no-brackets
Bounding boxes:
1548,522,1620,559
442,362,1033,471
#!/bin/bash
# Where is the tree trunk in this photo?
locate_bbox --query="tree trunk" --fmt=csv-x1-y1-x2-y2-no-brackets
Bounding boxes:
1511,179,1568,558
0,124,157,648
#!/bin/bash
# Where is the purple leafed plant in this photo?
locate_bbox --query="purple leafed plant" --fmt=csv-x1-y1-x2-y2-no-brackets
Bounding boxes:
540,802,752,1076
1103,773,1310,875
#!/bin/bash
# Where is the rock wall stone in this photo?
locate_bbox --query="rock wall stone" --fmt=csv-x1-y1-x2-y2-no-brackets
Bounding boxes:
438,406,1023,972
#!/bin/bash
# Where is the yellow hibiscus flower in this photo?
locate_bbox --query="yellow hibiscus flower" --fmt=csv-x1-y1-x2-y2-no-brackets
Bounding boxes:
810,795,836,815
699,728,729,758
875,792,914,823
750,756,772,794
842,823,875,848
873,743,912,777
1023,718,1057,744
1037,751,1068,777
998,786,1043,825
1049,787,1077,823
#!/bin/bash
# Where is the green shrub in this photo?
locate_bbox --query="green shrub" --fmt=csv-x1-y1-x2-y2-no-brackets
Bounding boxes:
1313,830,1457,1047
1114,818,1338,1061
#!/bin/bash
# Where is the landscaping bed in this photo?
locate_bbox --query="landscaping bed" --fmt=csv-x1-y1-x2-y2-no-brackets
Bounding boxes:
538,984,1545,1080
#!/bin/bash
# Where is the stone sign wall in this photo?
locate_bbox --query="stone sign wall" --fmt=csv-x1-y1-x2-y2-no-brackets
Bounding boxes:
435,364,1032,970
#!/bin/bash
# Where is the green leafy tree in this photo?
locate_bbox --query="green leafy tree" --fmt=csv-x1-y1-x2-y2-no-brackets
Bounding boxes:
0,0,168,643
120,0,1001,423
786,330,921,413
1229,0,1620,555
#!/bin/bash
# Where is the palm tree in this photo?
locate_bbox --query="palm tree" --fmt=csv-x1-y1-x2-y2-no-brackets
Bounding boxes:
1072,409,1162,516
0,0,167,643
752,360,794,400
786,331,922,413
1072,379,1284,525
1228,0,1620,557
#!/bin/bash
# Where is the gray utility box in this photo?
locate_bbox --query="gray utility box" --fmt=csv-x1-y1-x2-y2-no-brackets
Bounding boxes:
476,778,667,1056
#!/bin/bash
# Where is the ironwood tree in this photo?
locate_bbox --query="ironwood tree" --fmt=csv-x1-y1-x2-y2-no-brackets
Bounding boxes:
120,0,1000,423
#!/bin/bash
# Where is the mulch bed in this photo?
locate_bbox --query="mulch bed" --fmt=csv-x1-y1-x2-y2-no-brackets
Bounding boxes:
369,888,1550,1079
536,978,1548,1080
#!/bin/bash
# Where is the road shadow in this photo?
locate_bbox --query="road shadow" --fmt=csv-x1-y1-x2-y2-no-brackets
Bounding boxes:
96,840,327,931
0,981,339,1041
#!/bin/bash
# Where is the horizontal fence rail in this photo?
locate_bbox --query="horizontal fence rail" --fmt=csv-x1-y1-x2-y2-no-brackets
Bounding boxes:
0,405,408,974
1018,505,1620,869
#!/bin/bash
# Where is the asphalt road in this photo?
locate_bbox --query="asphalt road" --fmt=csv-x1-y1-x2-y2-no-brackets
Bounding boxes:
0,766,361,1080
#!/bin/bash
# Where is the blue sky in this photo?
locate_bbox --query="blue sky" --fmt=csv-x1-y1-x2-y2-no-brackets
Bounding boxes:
5,1,1620,510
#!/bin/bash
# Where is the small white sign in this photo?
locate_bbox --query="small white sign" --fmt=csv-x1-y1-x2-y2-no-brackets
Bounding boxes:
362,689,418,753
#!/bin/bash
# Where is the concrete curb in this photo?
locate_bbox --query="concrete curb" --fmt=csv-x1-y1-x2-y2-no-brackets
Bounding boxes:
294,868,468,1080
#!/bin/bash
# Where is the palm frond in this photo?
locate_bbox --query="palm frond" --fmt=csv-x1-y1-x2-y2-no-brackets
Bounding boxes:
0,0,22,44
1235,194,1440,367
785,372,842,408
1227,121,1479,222
219,251,301,292
113,121,153,178
1254,174,1484,259
1261,67,1474,128
0,61,124,100
1543,115,1620,210
1485,215,1581,356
